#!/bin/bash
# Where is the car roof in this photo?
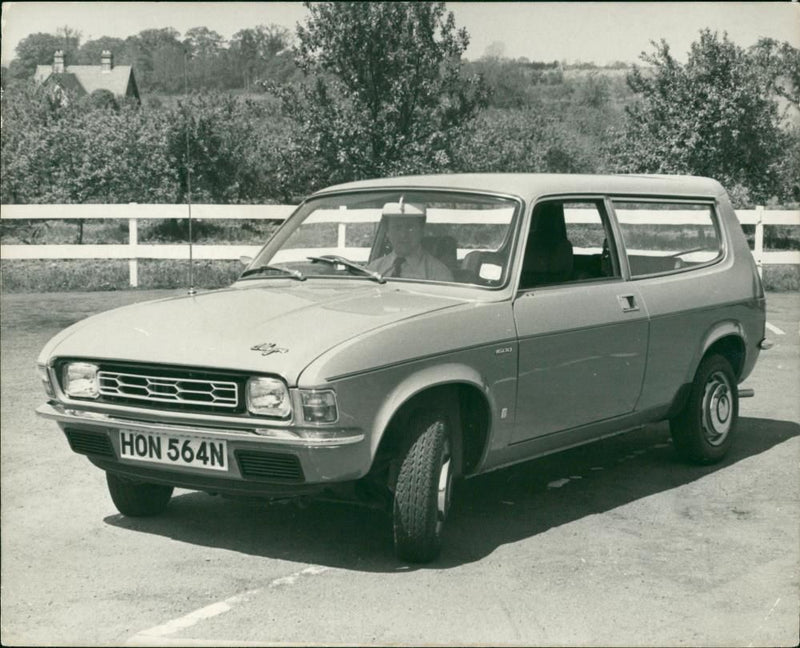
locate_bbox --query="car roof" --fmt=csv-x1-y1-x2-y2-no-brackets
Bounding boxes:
314,173,726,201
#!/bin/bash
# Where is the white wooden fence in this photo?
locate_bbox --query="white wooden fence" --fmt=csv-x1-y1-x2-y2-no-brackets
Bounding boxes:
1,204,798,287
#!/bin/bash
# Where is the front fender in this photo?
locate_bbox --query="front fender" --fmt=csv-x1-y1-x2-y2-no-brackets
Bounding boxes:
370,362,488,458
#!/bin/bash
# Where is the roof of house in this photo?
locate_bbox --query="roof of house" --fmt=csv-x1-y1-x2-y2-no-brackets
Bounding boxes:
34,64,137,97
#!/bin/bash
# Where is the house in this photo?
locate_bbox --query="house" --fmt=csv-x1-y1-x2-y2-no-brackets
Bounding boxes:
34,50,140,102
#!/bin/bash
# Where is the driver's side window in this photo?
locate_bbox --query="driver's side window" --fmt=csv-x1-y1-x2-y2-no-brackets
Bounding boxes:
519,199,620,289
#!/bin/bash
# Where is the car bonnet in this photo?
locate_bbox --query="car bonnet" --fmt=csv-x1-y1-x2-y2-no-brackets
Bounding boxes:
40,281,465,385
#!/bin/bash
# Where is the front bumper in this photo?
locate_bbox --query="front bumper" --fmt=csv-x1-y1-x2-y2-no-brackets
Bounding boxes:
37,402,370,494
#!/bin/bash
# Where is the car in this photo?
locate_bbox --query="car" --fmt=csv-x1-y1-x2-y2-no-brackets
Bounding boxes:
37,173,770,562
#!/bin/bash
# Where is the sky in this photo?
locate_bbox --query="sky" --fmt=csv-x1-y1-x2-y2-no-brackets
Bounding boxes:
2,1,799,66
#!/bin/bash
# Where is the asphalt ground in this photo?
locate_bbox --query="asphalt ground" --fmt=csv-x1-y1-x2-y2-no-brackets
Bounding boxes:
1,289,798,646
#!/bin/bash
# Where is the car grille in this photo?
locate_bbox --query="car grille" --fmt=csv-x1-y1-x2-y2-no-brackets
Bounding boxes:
98,370,239,409
55,360,249,415
236,450,305,483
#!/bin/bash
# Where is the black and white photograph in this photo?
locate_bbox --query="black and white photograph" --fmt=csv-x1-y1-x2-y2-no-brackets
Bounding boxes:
1,1,798,645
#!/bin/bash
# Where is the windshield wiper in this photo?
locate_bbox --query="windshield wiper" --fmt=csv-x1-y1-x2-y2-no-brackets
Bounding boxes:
240,264,305,281
307,255,386,284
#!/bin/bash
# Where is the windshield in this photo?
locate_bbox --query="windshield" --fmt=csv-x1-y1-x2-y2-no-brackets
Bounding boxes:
243,190,521,287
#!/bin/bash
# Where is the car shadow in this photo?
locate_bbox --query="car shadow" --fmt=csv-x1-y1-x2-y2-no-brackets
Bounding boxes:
103,417,799,572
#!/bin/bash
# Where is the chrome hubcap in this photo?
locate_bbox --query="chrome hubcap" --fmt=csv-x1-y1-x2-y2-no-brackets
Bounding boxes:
436,439,452,534
701,371,733,446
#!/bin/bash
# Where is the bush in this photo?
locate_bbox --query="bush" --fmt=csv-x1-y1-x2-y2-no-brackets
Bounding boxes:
0,259,244,292
762,265,800,292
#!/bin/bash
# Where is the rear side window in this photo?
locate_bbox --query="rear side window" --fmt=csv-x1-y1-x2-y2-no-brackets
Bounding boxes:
612,200,723,277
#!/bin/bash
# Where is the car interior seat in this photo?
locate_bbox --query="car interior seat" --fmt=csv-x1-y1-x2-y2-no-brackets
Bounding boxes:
461,250,506,285
422,235,459,274
521,202,574,287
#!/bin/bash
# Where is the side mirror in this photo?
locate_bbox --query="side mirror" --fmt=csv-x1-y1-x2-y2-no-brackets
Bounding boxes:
239,255,253,266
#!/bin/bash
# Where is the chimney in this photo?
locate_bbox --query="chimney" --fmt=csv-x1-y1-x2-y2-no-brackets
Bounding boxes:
101,50,113,72
53,50,65,74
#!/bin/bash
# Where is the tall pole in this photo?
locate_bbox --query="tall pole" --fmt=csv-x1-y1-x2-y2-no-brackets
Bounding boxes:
184,50,196,296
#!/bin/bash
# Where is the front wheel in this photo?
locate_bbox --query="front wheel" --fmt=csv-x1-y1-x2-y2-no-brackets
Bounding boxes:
106,472,173,517
670,354,738,464
393,413,453,563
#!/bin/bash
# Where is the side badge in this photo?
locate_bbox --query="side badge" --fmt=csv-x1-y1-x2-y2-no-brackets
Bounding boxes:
251,342,288,357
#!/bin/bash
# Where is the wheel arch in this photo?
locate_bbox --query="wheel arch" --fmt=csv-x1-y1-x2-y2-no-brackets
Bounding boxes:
669,325,747,419
370,364,492,479
700,325,747,380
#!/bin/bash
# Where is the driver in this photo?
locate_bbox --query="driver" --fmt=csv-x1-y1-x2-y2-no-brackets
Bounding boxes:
367,202,453,281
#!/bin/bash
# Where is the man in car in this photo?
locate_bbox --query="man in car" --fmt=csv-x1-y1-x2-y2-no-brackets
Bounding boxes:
367,201,453,281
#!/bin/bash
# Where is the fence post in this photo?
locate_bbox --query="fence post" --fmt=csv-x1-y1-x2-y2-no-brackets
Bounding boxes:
754,205,764,278
337,206,347,251
128,206,138,287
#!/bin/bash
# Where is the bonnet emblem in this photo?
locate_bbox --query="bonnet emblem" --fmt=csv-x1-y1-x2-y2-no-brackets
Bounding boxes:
251,342,288,357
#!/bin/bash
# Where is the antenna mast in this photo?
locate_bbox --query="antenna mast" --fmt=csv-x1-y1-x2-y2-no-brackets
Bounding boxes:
184,50,196,296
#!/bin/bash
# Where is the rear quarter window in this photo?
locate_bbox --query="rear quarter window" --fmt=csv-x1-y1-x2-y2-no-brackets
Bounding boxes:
612,200,723,277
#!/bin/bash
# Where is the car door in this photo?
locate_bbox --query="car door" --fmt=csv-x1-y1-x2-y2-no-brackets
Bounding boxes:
511,197,649,444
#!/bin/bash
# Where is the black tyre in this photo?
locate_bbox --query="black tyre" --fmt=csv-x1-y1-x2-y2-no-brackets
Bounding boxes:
670,354,738,464
106,472,173,517
393,413,453,563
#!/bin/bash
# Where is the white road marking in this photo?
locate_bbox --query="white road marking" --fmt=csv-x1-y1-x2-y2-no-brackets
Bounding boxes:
547,478,570,488
270,565,328,587
747,597,782,647
127,589,261,644
127,565,329,646
765,322,785,335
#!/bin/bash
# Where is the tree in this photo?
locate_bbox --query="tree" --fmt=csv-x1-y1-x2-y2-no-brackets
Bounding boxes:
230,24,295,91
270,1,487,194
86,88,118,111
613,30,787,204
1,82,178,206
124,28,184,92
182,27,228,90
10,29,81,78
749,38,800,116
452,108,598,174
78,36,129,65
166,93,291,204
466,57,533,109
184,26,224,59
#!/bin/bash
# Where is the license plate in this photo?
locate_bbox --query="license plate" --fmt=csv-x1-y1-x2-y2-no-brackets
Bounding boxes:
119,429,228,472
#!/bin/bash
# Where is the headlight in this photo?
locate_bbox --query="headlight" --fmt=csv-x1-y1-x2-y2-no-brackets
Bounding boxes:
62,362,99,399
246,377,292,418
37,364,55,398
300,390,338,423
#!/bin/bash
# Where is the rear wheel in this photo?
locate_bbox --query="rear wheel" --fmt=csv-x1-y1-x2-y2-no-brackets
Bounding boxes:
393,413,453,563
106,472,173,517
670,354,738,464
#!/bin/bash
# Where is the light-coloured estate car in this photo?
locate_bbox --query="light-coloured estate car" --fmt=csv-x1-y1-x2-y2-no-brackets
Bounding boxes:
37,174,769,562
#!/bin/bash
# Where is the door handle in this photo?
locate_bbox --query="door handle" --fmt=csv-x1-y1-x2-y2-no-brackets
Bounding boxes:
617,294,639,312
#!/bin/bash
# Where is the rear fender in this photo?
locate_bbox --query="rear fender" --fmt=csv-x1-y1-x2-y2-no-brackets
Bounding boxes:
694,321,747,381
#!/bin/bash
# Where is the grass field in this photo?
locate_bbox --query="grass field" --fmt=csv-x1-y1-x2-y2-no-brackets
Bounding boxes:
1,258,797,293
